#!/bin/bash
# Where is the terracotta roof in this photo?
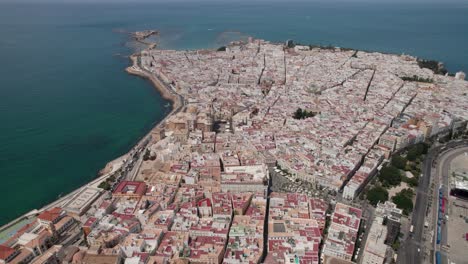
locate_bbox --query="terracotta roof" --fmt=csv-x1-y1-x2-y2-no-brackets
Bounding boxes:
25,230,52,249
37,207,62,222
82,254,120,264
113,181,147,196
0,245,15,260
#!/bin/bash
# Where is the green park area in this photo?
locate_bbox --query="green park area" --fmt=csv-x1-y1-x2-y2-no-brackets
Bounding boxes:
364,143,428,215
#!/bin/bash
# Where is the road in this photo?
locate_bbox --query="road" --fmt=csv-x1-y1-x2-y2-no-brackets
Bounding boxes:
356,204,375,263
432,146,468,264
0,53,185,232
398,146,434,264
398,140,468,264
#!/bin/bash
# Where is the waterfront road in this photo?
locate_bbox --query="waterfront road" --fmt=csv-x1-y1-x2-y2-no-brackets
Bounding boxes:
1,53,185,233
398,140,468,264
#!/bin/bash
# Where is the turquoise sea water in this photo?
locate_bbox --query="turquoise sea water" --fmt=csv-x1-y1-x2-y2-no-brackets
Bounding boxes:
0,1,467,225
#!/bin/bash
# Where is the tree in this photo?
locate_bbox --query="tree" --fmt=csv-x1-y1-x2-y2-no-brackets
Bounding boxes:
392,240,400,251
400,188,414,198
406,176,419,187
366,186,389,206
378,165,402,187
400,76,433,83
293,108,316,120
407,149,418,161
143,149,151,161
417,59,448,75
392,188,414,215
407,143,428,161
98,181,111,191
294,108,303,119
108,174,117,182
392,155,407,170
392,195,413,215
421,143,429,154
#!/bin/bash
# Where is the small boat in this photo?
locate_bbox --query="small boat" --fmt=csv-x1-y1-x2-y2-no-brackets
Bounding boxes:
164,103,170,108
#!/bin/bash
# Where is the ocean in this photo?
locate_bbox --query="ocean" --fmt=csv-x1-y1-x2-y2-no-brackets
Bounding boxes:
0,1,467,225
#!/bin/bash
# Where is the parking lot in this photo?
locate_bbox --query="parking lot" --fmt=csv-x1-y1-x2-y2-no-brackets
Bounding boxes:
446,199,468,264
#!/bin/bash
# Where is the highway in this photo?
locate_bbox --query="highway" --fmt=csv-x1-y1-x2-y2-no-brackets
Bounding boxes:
432,146,468,264
398,145,435,264
398,140,468,264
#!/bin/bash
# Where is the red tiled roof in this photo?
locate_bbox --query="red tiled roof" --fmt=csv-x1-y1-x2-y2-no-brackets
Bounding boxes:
37,207,62,222
84,217,98,227
197,198,211,207
113,181,147,196
0,245,16,260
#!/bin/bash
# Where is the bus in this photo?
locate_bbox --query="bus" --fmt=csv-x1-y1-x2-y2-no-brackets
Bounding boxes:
435,251,441,264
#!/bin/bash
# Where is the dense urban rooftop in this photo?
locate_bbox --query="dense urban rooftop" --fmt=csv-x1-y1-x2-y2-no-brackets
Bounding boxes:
1,38,467,264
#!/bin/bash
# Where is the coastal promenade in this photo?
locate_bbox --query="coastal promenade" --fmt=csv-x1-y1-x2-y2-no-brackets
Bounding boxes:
0,52,186,236
0,155,125,241
126,54,186,122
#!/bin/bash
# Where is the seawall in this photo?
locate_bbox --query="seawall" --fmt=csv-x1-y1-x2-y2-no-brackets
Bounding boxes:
125,54,182,113
0,50,184,231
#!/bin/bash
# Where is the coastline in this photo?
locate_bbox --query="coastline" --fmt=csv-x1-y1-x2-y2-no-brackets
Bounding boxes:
0,42,448,230
0,50,184,232
3,35,462,241
125,53,183,113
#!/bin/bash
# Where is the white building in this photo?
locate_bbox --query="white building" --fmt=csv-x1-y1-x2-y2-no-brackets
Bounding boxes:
343,181,359,200
455,71,466,80
361,216,388,264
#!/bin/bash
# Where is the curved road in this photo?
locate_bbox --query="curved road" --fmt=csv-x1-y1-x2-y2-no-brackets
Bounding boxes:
1,53,185,232
433,146,468,264
399,140,468,264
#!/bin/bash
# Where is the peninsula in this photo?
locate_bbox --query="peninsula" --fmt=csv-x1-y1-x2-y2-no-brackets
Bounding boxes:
1,37,467,264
